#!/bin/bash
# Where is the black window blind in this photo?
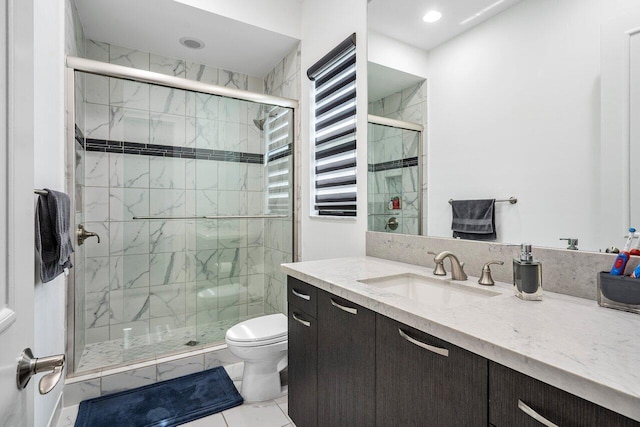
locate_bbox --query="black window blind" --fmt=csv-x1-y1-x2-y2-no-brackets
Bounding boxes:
308,34,357,217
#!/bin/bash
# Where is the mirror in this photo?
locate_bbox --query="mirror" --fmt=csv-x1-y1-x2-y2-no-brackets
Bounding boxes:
367,0,640,252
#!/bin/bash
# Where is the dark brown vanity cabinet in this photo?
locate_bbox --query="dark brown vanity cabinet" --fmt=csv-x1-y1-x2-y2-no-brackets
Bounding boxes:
317,292,376,427
287,277,318,427
376,314,488,426
489,362,640,427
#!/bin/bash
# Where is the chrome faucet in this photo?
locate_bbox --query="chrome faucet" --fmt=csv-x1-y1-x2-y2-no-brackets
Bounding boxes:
428,251,468,281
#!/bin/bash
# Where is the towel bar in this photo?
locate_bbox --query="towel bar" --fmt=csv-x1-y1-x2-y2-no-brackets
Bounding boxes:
34,189,48,195
448,197,517,205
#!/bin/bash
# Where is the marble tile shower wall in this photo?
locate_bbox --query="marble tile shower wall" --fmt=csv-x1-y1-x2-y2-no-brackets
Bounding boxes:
80,41,270,345
367,124,420,235
263,43,300,315
369,81,428,233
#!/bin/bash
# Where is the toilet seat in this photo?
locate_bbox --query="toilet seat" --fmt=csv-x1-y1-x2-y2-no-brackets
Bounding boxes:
225,313,287,347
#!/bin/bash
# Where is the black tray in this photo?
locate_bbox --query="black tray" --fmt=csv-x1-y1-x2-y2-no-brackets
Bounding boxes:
598,271,640,305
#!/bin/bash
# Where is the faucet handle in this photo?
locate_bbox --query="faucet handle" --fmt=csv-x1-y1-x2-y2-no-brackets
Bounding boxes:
478,260,504,286
559,238,578,250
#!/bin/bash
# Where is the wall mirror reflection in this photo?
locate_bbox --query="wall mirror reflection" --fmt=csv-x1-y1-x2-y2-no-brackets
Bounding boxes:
367,0,640,252
367,62,426,235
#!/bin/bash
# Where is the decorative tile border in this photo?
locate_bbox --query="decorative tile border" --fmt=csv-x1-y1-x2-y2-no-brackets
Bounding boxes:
84,138,265,164
368,156,419,172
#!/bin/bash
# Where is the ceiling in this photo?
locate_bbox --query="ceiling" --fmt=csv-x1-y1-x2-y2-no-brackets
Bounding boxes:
74,0,300,77
368,0,523,52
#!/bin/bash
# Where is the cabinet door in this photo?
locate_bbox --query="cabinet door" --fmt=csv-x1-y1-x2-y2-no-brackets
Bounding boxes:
489,361,639,427
376,314,488,427
288,305,317,427
317,291,376,427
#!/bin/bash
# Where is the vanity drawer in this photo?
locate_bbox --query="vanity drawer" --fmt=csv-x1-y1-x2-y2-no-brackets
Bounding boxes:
287,276,317,317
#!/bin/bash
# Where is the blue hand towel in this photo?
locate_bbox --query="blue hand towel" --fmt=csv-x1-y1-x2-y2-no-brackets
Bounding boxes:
451,199,496,241
35,189,74,283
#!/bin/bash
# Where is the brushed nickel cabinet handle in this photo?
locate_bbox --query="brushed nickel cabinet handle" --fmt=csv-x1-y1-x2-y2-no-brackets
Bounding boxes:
330,298,357,315
291,289,310,301
517,400,558,427
292,312,310,327
398,329,449,357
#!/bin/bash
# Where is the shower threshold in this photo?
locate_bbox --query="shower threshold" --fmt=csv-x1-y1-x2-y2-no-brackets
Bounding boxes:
76,314,259,373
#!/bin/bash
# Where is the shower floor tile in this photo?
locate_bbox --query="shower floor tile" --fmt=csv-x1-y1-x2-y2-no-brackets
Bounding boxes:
56,392,294,427
77,315,259,372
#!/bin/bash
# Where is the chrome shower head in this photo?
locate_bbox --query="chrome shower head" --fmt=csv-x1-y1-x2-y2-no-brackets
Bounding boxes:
253,118,266,130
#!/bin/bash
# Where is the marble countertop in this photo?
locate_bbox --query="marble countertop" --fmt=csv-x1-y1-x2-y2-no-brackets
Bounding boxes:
282,256,640,421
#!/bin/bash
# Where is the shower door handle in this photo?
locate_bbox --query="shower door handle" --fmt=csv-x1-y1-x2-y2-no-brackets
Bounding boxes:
77,224,100,245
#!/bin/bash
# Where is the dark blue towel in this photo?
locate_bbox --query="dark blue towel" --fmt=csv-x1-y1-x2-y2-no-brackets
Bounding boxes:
75,367,243,427
35,189,73,282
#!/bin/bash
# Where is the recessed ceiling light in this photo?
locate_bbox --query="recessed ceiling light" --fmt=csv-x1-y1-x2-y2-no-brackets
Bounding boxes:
179,37,205,49
422,10,442,23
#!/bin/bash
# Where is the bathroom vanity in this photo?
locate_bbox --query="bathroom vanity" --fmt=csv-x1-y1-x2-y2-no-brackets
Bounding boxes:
283,257,640,427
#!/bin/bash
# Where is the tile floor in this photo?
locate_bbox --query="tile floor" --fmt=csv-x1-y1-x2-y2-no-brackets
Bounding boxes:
57,394,295,427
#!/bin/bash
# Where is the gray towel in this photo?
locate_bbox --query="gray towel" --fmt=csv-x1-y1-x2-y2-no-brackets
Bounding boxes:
451,199,496,241
35,189,74,283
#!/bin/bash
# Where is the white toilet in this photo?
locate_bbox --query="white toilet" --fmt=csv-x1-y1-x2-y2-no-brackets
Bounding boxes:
225,313,288,402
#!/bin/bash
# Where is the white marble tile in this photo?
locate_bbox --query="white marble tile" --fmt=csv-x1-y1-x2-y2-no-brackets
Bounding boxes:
109,221,149,256
110,78,150,110
109,153,150,188
194,93,219,120
222,400,290,427
185,62,219,85
110,107,150,144
85,74,109,106
218,191,243,216
195,190,218,216
150,251,187,286
194,159,218,190
150,220,187,253
101,365,156,395
85,291,110,329
180,413,226,427
218,121,241,152
150,113,186,146
219,97,241,123
150,189,186,217
85,187,109,222
85,40,109,62
85,151,109,187
156,354,203,381
84,103,109,140
63,378,101,406
194,118,219,150
219,70,248,90
85,325,110,345
56,404,79,427
203,348,241,369
195,220,218,250
218,248,247,279
122,288,151,322
149,157,186,189
192,250,219,282
85,257,110,293
150,86,186,115
110,254,150,290
150,54,185,77
109,45,149,70
109,188,149,221
150,283,186,318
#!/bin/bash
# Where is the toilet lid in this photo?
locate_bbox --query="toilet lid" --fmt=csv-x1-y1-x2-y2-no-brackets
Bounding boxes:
225,313,288,346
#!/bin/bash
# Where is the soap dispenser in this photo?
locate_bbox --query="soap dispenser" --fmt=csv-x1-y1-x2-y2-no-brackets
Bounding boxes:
513,243,542,301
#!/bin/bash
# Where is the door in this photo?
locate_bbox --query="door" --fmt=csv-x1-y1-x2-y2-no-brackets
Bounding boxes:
0,0,35,425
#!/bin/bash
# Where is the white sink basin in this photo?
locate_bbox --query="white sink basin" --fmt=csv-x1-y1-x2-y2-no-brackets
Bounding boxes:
358,273,500,308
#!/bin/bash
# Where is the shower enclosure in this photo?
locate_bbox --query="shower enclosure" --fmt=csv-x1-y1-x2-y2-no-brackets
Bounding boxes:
367,115,423,235
68,59,295,373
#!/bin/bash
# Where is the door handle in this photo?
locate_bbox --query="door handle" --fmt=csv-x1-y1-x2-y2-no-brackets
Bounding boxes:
77,224,100,246
16,348,65,394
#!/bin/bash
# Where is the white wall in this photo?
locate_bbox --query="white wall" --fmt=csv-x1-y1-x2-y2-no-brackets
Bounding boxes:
33,0,66,424
300,0,368,260
367,30,429,79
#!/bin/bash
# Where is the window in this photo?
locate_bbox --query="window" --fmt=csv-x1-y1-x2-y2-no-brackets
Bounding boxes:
307,34,357,217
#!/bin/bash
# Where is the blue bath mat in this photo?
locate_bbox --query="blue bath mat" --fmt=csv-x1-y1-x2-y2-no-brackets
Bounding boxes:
75,367,243,427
